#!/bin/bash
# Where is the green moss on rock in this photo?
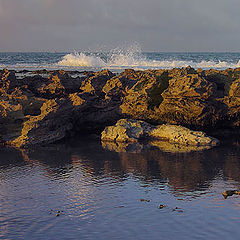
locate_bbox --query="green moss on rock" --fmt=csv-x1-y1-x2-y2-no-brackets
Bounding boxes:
147,71,170,109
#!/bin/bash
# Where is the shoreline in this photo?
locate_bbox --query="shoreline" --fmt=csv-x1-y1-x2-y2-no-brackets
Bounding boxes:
0,67,239,150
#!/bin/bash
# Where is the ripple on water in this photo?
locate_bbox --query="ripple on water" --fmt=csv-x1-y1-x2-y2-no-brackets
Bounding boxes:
0,139,240,239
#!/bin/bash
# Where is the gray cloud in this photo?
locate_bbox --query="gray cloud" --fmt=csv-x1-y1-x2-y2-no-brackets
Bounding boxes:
0,0,240,51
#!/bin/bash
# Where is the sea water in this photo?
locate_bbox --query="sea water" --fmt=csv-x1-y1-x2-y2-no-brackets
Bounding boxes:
0,137,239,240
1,45,240,239
1,45,240,72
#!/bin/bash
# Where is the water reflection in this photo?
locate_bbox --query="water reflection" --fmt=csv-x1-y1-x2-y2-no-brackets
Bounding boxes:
1,138,240,239
0,138,239,195
102,140,212,153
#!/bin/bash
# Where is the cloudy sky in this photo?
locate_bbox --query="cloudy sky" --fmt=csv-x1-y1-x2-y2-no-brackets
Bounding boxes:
0,0,239,52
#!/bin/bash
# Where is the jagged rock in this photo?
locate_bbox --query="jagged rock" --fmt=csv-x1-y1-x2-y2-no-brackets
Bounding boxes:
204,68,240,97
222,190,240,199
162,70,215,99
120,69,167,119
229,78,240,97
6,99,73,148
0,69,17,92
101,119,219,147
0,67,239,148
80,69,115,94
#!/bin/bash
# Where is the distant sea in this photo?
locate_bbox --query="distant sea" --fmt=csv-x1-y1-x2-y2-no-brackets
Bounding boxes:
1,48,240,72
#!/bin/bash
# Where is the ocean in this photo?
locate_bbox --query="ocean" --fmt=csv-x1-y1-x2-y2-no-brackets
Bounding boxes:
1,48,240,72
1,47,240,239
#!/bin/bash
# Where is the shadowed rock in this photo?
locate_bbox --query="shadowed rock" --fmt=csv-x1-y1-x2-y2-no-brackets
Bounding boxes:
0,67,239,148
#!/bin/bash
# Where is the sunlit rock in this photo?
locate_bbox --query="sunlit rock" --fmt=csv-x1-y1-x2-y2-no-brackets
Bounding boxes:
101,119,152,142
101,119,219,147
149,124,219,146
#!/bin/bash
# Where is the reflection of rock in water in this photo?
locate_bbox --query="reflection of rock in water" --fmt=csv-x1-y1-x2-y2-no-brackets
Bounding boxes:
101,141,143,153
1,137,239,197
101,140,212,153
19,145,74,178
0,147,25,168
100,141,239,193
223,145,240,182
149,141,212,153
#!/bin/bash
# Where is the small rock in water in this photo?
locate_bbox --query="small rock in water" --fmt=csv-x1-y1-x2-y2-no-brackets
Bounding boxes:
56,213,60,217
222,190,240,199
172,207,183,212
158,204,165,209
140,198,150,202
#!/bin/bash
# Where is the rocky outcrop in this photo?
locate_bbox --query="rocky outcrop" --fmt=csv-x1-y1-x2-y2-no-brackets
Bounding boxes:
101,119,219,147
0,67,239,148
0,69,123,148
119,67,226,127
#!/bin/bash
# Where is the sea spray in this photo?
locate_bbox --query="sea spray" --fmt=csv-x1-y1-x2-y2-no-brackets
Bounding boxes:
1,48,240,70
58,52,106,67
57,45,240,69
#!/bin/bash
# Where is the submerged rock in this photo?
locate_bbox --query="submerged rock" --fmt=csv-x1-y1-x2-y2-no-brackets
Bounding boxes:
101,119,219,147
222,190,240,199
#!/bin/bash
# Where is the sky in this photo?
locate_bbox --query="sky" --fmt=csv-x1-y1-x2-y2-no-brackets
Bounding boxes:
0,0,240,52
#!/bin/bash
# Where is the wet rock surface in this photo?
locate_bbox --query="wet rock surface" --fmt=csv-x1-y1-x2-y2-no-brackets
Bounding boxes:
0,67,239,148
222,190,240,199
101,119,219,149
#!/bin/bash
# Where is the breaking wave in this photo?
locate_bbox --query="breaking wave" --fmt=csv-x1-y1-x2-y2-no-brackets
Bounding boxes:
57,45,240,70
58,52,106,67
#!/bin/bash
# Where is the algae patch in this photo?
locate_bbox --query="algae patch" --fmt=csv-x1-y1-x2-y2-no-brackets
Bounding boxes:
147,71,170,109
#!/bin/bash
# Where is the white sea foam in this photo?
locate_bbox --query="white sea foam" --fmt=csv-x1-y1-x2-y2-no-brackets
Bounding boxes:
58,54,240,70
58,52,106,67
57,45,240,70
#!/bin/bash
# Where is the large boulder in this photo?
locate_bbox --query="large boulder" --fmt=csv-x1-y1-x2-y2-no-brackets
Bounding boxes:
101,119,152,142
101,119,219,147
148,124,219,146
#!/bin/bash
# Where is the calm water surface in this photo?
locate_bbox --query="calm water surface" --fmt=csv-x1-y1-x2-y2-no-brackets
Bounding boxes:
0,138,239,240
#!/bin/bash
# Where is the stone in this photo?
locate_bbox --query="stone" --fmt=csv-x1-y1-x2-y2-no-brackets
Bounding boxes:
101,119,152,142
149,124,219,146
222,190,240,199
0,69,17,92
0,67,239,148
101,119,219,147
